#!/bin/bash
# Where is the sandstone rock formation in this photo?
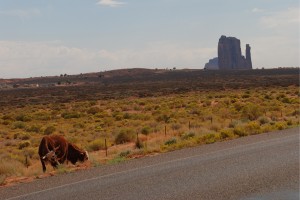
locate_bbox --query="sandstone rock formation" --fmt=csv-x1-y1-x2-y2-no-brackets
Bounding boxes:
204,57,218,70
204,36,252,70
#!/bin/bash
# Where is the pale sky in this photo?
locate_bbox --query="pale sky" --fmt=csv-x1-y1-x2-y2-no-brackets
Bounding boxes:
0,0,299,78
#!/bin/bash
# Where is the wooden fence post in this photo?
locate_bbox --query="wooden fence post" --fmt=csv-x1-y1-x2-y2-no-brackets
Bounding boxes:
105,138,108,157
165,125,167,137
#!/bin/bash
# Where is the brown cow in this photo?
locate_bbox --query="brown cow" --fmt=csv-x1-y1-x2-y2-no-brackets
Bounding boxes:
38,135,89,172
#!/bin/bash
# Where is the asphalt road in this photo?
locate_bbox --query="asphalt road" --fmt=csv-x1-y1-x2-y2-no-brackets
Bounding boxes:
1,128,299,200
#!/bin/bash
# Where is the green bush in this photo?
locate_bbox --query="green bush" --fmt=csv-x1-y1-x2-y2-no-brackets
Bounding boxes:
12,121,26,129
87,139,105,151
233,126,248,137
164,138,177,146
181,132,195,140
115,128,135,144
228,120,241,128
18,141,31,149
275,122,287,130
202,134,216,144
19,132,31,140
87,107,101,115
258,116,270,125
242,103,263,120
15,114,32,122
220,129,234,139
26,124,41,133
44,126,56,135
61,112,81,119
119,150,131,158
141,126,151,135
245,121,261,135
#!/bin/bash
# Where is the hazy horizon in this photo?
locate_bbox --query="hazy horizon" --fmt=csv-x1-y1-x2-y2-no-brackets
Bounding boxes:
0,0,299,79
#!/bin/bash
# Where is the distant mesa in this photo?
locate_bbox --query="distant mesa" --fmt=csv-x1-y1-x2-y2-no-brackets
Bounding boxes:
205,35,252,70
204,57,219,70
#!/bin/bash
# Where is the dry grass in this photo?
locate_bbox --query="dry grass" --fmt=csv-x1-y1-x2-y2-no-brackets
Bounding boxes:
0,85,299,186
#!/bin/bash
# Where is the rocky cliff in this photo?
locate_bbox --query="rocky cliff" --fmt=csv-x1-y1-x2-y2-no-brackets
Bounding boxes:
205,36,252,70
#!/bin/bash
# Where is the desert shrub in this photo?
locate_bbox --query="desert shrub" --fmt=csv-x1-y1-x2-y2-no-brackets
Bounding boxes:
18,141,31,149
44,126,56,135
12,121,26,129
15,114,32,122
119,150,131,158
245,121,261,135
171,123,182,131
242,94,250,98
291,109,300,116
234,102,244,112
164,138,177,146
0,158,24,181
233,126,248,137
73,123,85,129
220,129,234,139
115,128,135,144
141,126,151,135
23,148,36,159
26,124,41,133
202,133,216,144
87,139,105,151
61,112,81,119
2,114,13,120
286,120,293,126
181,132,195,140
228,120,242,128
87,107,101,115
156,114,171,123
210,124,221,132
275,122,287,130
135,139,144,149
242,103,263,120
123,112,131,119
34,112,51,121
264,94,272,100
258,116,270,125
280,97,291,104
2,120,10,125
19,132,31,140
113,112,123,121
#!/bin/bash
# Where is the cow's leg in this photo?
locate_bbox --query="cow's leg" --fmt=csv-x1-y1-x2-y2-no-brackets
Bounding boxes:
40,158,46,173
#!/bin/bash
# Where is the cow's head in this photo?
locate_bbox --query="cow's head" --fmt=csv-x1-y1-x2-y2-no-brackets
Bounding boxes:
79,150,89,162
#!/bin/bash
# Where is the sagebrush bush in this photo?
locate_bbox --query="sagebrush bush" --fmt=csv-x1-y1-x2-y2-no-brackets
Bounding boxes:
242,103,263,120
220,129,234,139
12,121,26,129
18,141,31,149
44,126,56,135
258,116,270,125
87,139,106,151
233,126,247,137
275,122,287,130
164,138,177,146
115,128,135,144
201,133,216,144
181,132,195,140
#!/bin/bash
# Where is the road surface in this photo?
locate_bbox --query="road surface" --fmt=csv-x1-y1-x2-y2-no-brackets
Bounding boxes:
1,128,299,200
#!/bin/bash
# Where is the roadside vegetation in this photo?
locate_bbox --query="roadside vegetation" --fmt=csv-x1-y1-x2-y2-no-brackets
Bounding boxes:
0,84,299,185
